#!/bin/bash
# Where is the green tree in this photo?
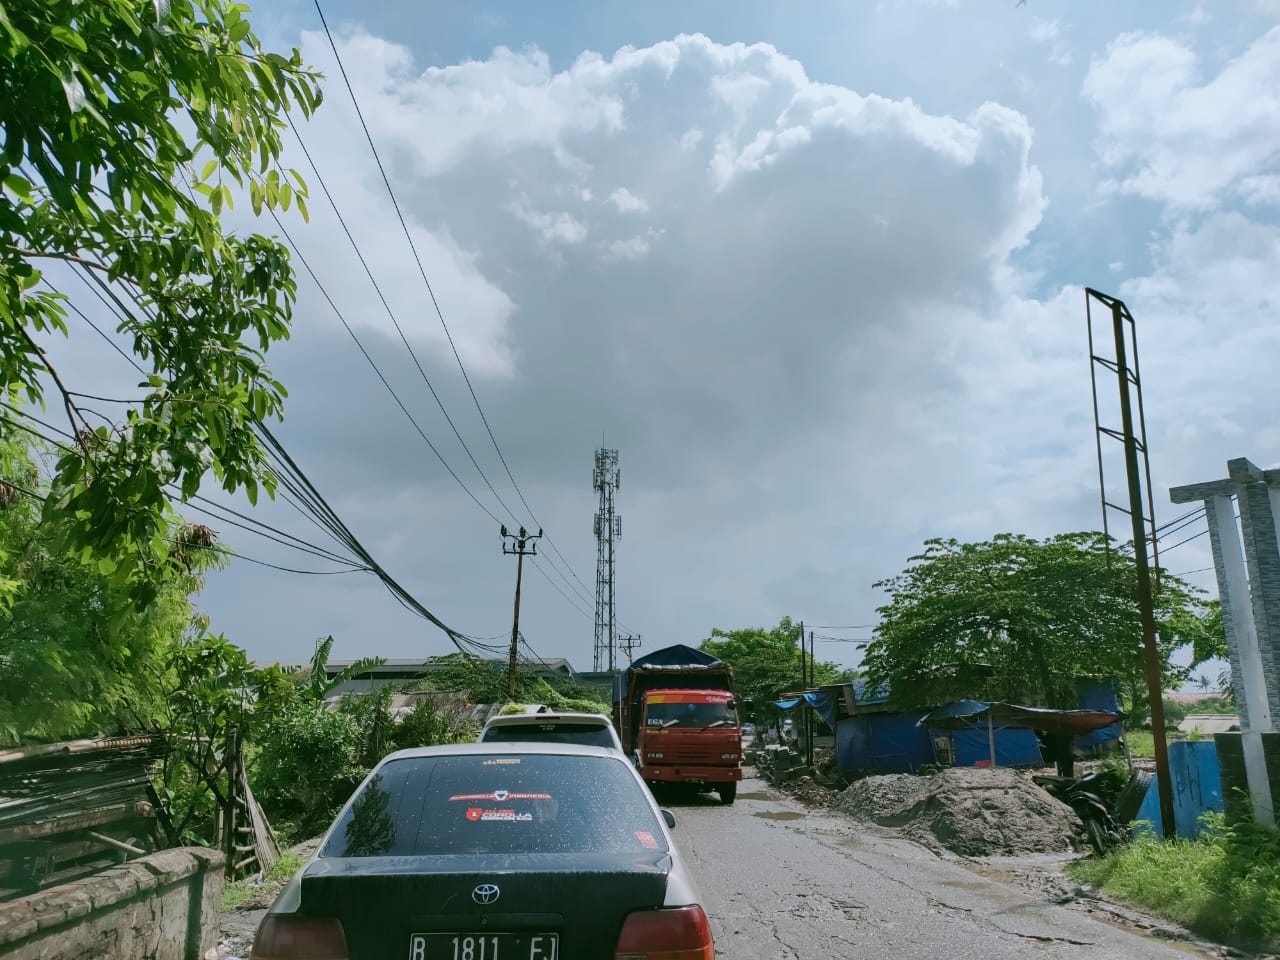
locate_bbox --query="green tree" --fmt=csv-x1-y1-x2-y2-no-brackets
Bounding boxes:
864,533,1211,711
0,0,321,595
0,426,225,743
700,617,844,719
296,634,385,703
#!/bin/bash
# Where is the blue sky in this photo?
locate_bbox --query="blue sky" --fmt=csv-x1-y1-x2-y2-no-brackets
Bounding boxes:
44,0,1280,682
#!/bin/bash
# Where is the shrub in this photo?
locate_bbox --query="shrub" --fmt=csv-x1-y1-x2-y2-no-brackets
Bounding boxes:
253,705,362,839
1070,813,1280,948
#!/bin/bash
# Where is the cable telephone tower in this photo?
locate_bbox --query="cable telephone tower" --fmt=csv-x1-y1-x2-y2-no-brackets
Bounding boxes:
593,448,621,672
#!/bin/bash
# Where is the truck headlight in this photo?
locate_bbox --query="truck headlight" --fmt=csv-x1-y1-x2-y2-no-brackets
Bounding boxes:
647,753,664,760
721,753,738,760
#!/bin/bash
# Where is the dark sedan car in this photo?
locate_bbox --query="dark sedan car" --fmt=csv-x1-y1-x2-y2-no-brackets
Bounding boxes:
249,742,714,959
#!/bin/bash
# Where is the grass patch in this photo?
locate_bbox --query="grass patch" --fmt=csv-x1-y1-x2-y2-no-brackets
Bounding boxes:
1123,729,1155,758
220,881,255,912
1068,814,1280,949
220,851,307,913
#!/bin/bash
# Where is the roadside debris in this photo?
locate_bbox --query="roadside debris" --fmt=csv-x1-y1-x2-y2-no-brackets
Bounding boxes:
834,767,1082,857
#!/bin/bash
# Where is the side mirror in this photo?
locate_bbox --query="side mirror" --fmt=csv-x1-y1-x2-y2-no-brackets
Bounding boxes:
661,809,676,829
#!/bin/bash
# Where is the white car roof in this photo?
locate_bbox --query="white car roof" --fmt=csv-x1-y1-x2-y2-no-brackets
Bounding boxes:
481,711,613,727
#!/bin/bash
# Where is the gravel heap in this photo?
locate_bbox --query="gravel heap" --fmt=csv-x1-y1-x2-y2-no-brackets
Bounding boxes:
835,767,1081,857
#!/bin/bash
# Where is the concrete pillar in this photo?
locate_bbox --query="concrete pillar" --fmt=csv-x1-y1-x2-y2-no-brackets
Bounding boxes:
1172,461,1280,826
1229,459,1280,725
1206,495,1266,729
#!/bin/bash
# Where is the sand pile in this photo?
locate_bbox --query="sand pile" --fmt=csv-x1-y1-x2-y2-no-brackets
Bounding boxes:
835,767,1080,856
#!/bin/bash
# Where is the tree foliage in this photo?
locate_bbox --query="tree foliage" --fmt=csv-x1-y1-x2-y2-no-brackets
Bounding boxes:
0,0,321,595
0,426,225,744
700,617,846,718
864,533,1219,710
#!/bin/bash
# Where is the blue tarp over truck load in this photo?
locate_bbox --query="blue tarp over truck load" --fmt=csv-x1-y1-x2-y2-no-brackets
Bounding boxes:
611,644,727,704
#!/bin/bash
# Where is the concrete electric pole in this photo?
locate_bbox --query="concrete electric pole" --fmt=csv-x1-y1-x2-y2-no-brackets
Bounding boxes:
501,525,542,700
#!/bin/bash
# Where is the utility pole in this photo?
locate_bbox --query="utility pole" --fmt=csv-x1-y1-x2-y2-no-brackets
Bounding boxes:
501,525,542,701
807,629,816,768
619,633,642,663
1087,289,1175,837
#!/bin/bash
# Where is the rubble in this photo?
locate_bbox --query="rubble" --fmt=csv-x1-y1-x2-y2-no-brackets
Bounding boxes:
835,767,1083,857
777,775,839,807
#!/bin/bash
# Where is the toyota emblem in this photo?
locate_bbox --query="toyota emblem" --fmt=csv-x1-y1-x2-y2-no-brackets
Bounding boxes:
472,884,501,905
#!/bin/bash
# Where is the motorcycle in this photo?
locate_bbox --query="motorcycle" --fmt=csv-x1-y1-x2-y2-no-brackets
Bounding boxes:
1034,772,1125,853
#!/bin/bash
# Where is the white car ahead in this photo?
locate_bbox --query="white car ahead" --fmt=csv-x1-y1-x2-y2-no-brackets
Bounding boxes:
477,711,625,753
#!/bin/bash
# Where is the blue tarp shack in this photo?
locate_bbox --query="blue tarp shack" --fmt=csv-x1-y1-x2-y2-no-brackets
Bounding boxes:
829,680,936,774
1075,679,1125,750
916,700,1127,768
772,690,837,730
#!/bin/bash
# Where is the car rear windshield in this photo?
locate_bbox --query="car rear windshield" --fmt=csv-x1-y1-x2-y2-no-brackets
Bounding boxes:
481,722,616,749
645,701,737,728
321,755,667,858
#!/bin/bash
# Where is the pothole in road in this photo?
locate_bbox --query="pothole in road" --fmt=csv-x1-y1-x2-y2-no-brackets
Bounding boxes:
754,811,806,821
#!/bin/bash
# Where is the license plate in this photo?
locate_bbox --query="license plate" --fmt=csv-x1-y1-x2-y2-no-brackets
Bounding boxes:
409,932,558,960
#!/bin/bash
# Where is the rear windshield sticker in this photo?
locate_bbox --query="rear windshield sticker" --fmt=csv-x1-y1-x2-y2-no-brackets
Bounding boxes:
635,831,659,849
482,758,522,765
449,791,552,802
467,807,534,822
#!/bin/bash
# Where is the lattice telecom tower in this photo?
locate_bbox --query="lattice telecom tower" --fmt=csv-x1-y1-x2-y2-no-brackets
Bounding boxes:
593,448,621,672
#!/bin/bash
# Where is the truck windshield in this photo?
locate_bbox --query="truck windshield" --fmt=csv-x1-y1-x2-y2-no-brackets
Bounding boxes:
645,701,737,728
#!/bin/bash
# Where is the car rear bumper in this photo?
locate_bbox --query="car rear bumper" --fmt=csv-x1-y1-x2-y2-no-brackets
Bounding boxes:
641,764,742,784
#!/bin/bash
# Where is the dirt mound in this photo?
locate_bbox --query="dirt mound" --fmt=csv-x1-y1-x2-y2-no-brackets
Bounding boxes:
835,767,1081,857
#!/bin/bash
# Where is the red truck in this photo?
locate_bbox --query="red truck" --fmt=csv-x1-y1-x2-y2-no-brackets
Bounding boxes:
611,644,743,804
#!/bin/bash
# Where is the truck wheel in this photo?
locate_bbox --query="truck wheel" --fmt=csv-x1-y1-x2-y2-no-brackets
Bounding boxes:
718,783,737,805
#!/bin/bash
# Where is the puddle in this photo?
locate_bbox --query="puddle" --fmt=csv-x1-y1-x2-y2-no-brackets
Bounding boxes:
754,811,806,821
736,792,773,801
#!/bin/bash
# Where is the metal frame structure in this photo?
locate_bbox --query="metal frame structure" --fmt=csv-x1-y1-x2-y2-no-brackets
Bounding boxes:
593,448,621,672
1085,288,1175,837
1086,289,1161,578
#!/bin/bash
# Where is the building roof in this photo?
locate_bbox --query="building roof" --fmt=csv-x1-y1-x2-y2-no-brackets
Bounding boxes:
259,657,576,676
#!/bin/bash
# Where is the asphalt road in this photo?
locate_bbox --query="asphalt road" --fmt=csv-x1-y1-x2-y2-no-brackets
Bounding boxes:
664,775,1211,960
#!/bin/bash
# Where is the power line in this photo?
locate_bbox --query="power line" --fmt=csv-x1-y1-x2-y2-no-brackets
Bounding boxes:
24,279,475,645
527,557,594,621
1161,527,1210,553
308,3,621,633
1155,507,1206,535
280,118,523,528
0,403,365,571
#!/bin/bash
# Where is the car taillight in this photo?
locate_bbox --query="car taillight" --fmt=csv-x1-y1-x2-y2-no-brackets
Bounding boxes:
250,915,349,960
615,905,714,959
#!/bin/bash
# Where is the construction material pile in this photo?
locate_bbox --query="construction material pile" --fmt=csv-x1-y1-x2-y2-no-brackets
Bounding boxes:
834,767,1081,857
0,736,164,828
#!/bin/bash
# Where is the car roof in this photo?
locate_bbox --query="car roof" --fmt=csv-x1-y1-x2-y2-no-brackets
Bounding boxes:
379,741,622,762
481,711,612,727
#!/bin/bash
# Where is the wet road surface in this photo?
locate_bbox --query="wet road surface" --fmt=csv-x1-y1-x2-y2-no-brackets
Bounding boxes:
664,775,1211,960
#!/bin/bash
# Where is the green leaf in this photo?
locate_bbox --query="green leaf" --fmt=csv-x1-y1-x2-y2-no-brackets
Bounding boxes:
200,158,218,181
229,19,250,43
50,25,88,52
2,174,32,201
60,68,87,114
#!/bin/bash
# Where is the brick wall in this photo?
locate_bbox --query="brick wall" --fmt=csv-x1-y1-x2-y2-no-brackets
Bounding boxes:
0,847,223,960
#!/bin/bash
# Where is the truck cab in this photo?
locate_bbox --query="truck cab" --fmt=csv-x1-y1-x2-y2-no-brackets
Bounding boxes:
636,689,743,804
612,644,745,805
